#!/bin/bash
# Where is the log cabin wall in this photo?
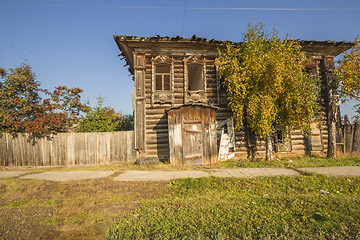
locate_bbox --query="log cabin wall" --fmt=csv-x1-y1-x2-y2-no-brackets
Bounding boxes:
142,53,332,161
143,54,220,161
114,36,354,161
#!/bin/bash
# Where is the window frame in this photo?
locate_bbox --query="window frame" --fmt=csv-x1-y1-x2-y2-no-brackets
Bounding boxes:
155,64,171,91
187,63,204,91
184,55,206,104
151,55,174,106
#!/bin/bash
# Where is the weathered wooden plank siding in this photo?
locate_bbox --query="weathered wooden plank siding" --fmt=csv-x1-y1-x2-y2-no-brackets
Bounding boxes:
0,131,136,167
168,105,218,166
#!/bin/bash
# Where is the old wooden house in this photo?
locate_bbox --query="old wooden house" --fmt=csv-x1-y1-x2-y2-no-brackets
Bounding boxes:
113,35,353,165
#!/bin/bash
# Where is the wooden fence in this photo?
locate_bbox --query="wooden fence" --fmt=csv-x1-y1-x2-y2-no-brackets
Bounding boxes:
338,121,360,153
0,131,136,167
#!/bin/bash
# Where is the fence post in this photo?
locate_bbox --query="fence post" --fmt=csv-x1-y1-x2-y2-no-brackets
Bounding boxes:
352,122,360,153
344,116,352,153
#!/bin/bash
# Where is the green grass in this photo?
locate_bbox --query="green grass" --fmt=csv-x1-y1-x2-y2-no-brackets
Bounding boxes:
109,176,360,239
219,155,360,169
0,178,168,239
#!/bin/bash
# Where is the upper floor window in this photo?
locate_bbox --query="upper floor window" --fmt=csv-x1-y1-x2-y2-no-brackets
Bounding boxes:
155,64,171,91
184,55,206,104
188,64,203,91
151,55,174,106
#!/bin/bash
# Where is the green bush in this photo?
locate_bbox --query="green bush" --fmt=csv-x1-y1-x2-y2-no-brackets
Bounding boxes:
76,96,133,132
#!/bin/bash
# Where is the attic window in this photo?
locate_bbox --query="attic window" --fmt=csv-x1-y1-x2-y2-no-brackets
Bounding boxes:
188,64,203,91
155,65,171,91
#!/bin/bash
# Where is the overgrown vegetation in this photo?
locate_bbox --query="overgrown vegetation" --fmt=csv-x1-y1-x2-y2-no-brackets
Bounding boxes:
0,64,133,137
327,36,360,158
0,63,87,137
76,96,133,132
336,36,360,115
216,22,319,161
109,176,360,239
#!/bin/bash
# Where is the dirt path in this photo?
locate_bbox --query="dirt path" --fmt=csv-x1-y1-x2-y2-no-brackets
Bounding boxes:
1,166,359,181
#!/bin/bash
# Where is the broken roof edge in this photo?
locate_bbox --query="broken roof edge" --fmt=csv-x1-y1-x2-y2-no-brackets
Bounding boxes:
113,35,355,75
113,34,354,47
113,34,232,45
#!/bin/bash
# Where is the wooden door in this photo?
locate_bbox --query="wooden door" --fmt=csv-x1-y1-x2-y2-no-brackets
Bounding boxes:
182,120,204,165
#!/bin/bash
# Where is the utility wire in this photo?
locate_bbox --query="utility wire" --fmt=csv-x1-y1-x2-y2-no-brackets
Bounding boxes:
1,4,360,11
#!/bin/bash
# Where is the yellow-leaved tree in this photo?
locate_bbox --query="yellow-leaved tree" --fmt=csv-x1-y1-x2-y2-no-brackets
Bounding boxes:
216,22,319,161
327,37,360,158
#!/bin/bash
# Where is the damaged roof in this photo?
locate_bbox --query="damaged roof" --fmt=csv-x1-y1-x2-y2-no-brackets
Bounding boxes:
113,35,355,75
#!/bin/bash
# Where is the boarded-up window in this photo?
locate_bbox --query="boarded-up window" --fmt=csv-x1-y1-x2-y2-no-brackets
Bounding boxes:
155,65,171,91
188,64,203,91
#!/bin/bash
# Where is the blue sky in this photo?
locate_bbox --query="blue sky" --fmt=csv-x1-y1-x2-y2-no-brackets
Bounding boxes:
1,0,360,118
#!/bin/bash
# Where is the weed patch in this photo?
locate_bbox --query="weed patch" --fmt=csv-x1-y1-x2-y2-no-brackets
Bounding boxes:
109,176,360,239
0,178,167,239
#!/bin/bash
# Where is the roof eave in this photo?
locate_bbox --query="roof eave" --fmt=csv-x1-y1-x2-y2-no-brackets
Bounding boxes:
113,35,356,75
300,40,355,56
113,35,135,75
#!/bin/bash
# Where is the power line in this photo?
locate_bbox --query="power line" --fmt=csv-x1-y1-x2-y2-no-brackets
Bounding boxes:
1,3,360,11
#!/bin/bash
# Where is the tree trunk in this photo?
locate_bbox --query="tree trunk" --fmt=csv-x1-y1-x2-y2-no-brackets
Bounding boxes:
324,57,338,159
327,90,338,158
327,110,337,159
265,134,273,161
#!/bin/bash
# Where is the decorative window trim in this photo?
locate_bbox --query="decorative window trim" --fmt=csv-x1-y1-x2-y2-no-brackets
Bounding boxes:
151,55,174,106
184,55,206,104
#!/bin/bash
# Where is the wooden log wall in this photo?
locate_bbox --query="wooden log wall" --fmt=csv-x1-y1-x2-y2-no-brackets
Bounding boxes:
144,54,221,161
144,54,170,160
141,53,331,161
0,131,135,167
